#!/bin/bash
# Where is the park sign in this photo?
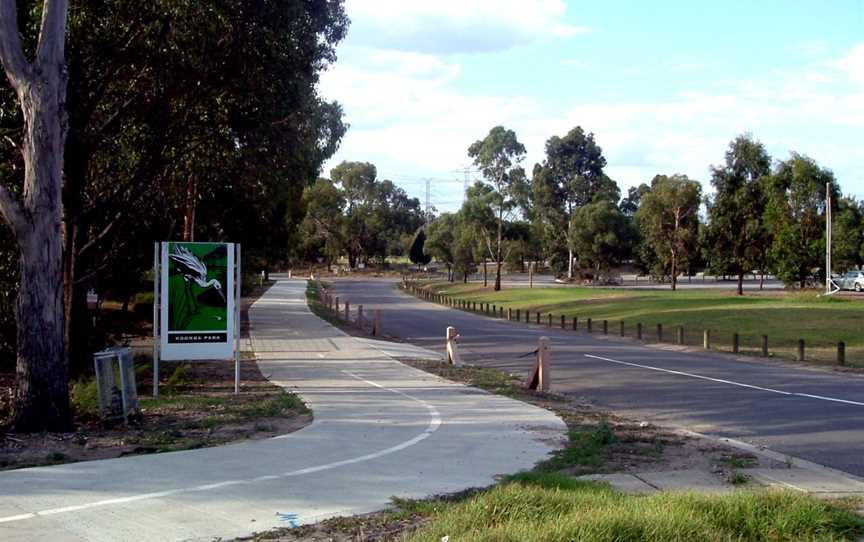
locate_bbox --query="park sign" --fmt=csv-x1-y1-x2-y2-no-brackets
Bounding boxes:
153,242,242,395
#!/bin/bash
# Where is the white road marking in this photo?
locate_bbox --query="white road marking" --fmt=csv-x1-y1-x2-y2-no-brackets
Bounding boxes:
0,372,442,525
585,354,864,406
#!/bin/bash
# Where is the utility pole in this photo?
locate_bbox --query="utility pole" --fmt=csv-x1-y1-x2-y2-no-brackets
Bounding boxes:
425,178,432,225
826,181,832,294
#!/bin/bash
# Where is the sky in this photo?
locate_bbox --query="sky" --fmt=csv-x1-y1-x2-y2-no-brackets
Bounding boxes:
319,0,864,212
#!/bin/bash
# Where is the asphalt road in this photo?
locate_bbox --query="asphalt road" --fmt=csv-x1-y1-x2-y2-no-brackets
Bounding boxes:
330,278,864,477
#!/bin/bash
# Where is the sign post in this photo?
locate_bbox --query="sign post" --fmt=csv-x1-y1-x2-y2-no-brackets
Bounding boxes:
153,242,242,397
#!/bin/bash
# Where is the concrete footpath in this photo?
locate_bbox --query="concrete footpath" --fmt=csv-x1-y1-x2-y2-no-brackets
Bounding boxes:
0,280,565,541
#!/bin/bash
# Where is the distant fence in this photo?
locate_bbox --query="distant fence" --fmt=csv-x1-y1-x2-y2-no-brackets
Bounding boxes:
401,279,857,368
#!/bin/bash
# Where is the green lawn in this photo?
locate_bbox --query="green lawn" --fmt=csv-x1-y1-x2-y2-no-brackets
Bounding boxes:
401,472,864,542
422,283,864,366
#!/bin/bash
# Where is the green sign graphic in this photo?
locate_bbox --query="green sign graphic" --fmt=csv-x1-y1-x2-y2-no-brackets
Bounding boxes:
167,242,228,332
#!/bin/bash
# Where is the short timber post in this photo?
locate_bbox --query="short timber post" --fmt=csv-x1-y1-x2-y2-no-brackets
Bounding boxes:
838,341,846,366
344,301,350,321
561,315,566,329
602,320,608,335
587,318,593,333
516,309,521,321
619,321,625,337
797,339,805,361
572,317,578,331
761,335,769,357
372,309,382,337
677,326,684,345
732,333,739,354
637,323,643,340
526,336,551,392
508,308,513,321
335,297,340,312
446,327,461,365
357,305,364,328
703,329,710,349
657,323,663,342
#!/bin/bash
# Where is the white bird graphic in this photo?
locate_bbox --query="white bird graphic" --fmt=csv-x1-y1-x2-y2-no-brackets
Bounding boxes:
169,246,226,316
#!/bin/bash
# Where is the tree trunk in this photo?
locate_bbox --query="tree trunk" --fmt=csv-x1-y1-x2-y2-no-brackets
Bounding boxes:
0,0,73,432
183,174,197,242
494,206,503,291
14,226,71,432
737,272,744,296
759,271,764,290
670,249,677,291
568,247,573,280
483,259,487,287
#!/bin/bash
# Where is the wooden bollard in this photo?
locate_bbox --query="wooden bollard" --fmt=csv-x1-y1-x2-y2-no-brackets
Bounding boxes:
703,329,710,349
797,339,805,361
516,309,520,321
732,333,739,354
357,305,364,328
587,318,593,333
372,309,382,336
619,321,625,337
602,320,608,334
472,302,476,311
499,307,504,318
572,317,578,331
637,323,643,340
561,315,566,329
677,326,684,345
335,297,340,312
536,312,541,325
657,323,663,342
547,314,552,327
526,336,551,392
508,308,513,320
344,301,350,321
838,341,846,366
761,335,768,357
446,326,461,365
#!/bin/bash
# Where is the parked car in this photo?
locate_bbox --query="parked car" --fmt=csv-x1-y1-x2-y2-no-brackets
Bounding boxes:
839,270,864,292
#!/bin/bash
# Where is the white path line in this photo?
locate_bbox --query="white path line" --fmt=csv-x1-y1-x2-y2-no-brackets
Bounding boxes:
0,373,442,525
584,354,864,407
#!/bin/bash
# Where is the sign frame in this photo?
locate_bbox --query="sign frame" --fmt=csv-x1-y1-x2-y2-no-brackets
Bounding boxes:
153,242,242,397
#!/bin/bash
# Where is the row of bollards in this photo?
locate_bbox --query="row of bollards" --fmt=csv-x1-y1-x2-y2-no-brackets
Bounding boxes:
402,282,849,366
318,286,382,337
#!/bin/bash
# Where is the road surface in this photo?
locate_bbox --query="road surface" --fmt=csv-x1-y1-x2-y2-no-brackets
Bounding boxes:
330,278,864,477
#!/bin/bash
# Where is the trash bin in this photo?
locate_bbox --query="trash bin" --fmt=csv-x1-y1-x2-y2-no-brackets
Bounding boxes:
93,346,139,424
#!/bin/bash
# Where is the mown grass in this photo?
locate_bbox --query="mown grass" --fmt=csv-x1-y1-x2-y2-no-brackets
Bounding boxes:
424,282,864,365
400,472,864,542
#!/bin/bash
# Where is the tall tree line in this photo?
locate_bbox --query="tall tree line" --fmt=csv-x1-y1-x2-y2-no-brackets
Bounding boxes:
0,0,350,431
420,126,863,292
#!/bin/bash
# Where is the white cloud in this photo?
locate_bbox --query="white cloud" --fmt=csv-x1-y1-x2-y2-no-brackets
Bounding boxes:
344,0,591,54
322,41,864,208
831,43,864,85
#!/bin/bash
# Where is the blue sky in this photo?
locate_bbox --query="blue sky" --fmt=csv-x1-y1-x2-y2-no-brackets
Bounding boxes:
320,1,864,212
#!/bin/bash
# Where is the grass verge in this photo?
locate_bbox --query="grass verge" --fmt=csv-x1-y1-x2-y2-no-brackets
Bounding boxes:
417,281,864,367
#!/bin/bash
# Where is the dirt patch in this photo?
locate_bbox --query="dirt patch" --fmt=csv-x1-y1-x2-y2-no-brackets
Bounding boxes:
0,358,311,470
239,509,429,542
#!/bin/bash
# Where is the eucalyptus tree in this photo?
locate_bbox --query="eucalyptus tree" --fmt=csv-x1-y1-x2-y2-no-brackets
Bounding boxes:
765,154,839,288
833,198,864,272
704,135,772,295
532,127,618,279
468,126,526,290
636,175,702,290
570,200,632,282
0,0,73,431
426,213,457,281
